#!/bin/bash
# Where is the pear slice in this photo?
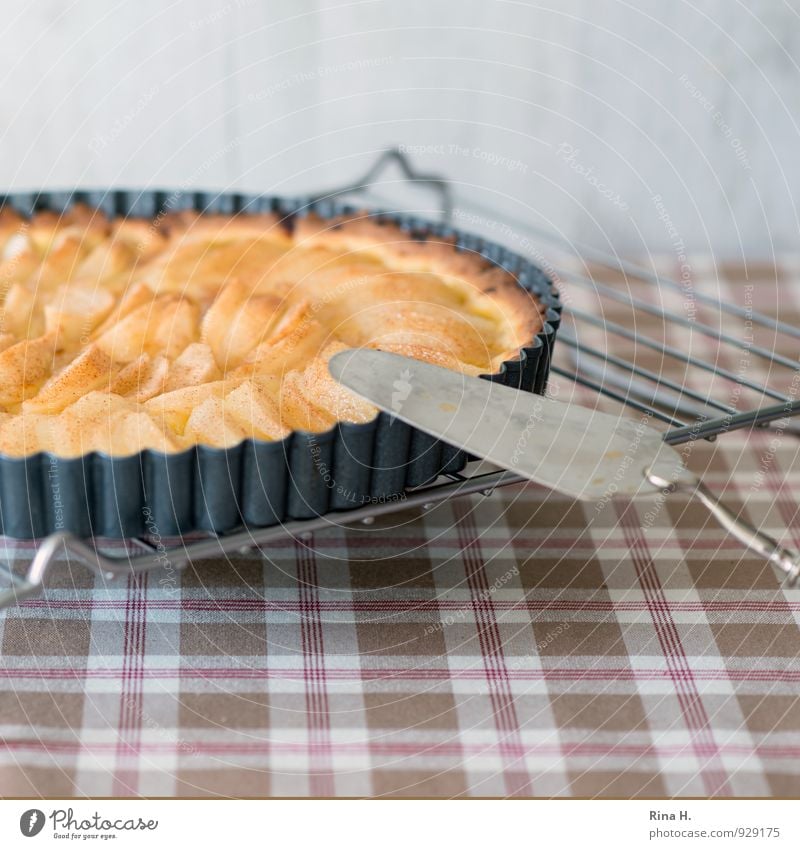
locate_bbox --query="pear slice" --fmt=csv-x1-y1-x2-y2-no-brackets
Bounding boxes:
23,344,116,414
0,333,57,405
164,342,221,392
183,396,249,448
223,380,289,441
2,283,41,338
278,370,336,433
299,342,378,424
109,353,169,402
107,411,181,456
95,295,199,362
143,380,235,434
44,285,114,347
201,279,282,369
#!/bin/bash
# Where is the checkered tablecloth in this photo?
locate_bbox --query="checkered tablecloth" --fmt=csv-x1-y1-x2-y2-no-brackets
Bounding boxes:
0,257,799,798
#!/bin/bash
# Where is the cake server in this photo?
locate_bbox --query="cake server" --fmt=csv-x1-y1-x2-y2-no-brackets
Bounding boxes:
330,348,800,585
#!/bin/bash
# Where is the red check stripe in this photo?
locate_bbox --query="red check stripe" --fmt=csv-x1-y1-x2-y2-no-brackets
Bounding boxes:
617,503,732,796
112,571,148,796
452,499,533,796
296,535,334,796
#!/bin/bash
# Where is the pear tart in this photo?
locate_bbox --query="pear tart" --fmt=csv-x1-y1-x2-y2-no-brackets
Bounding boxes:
0,205,545,459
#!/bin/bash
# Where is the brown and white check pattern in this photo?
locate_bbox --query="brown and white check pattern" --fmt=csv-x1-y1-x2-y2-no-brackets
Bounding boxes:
0,258,799,798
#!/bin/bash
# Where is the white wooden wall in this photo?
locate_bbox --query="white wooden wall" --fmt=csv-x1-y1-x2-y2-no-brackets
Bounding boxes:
1,0,798,256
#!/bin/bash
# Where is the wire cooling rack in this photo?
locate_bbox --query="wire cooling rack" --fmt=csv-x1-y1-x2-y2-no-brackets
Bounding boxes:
2,147,800,609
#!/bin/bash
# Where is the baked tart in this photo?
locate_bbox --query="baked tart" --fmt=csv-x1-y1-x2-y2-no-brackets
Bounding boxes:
0,193,558,536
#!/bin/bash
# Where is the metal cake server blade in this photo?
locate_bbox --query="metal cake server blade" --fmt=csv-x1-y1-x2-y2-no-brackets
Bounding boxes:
329,349,800,585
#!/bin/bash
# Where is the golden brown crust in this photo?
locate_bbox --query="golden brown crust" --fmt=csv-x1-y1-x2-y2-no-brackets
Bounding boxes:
0,206,545,457
294,213,544,355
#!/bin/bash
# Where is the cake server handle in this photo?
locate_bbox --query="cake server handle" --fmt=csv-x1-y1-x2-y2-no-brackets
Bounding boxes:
647,467,800,587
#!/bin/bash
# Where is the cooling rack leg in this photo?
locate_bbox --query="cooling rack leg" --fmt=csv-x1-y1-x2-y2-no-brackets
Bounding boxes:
0,532,125,613
0,534,66,611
